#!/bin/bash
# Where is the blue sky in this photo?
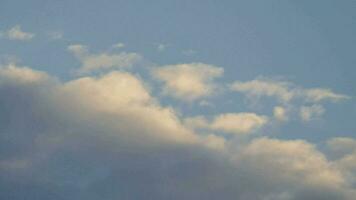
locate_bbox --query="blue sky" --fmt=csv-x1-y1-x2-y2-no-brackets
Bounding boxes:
0,1,356,199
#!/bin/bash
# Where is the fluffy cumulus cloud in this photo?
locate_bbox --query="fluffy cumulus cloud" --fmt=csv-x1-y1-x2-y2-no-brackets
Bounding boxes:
68,44,142,74
152,63,223,101
0,25,35,41
1,64,356,200
235,137,356,200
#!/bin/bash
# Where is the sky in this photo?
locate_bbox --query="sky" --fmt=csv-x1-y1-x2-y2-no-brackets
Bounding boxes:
0,0,356,199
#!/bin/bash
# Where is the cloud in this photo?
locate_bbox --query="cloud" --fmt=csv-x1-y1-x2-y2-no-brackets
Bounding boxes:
112,42,125,49
231,78,294,103
273,106,289,121
1,25,34,41
184,115,210,129
239,137,346,187
152,63,223,101
185,112,268,135
231,77,349,104
300,104,325,122
68,44,142,74
0,64,355,200
231,77,349,123
303,88,350,103
211,113,268,134
235,137,355,200
327,137,356,156
0,63,49,84
157,44,168,51
327,137,356,187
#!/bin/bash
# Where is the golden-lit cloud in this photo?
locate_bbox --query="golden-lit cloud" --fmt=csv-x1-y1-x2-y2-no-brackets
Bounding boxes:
152,63,223,101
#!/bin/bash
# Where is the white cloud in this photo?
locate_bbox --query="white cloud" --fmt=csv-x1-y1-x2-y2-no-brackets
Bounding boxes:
112,42,125,48
0,63,49,84
157,43,167,51
59,72,199,145
231,78,294,103
0,65,355,200
303,88,350,102
152,63,223,101
327,137,356,187
231,77,349,123
300,104,325,122
231,77,349,104
1,25,34,41
68,44,142,74
211,113,268,134
185,112,268,135
273,106,289,121
236,137,350,195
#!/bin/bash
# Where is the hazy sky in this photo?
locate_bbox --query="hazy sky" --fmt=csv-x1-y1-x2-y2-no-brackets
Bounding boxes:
1,1,356,199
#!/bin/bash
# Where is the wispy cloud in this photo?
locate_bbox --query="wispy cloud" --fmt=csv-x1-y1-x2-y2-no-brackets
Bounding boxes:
185,112,268,135
231,77,350,104
68,44,142,74
157,43,168,51
152,63,223,101
231,77,350,122
300,104,325,122
112,42,125,49
1,25,34,41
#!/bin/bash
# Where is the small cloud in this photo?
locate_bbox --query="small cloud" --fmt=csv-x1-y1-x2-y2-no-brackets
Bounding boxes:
211,113,268,135
152,63,223,101
1,25,34,41
230,78,294,103
300,104,325,122
0,63,49,83
68,44,142,74
185,112,268,135
230,77,350,104
273,106,288,122
303,88,350,103
157,43,168,52
112,42,125,49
